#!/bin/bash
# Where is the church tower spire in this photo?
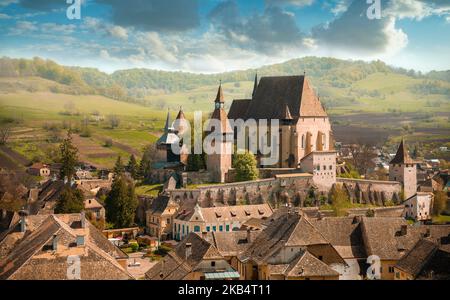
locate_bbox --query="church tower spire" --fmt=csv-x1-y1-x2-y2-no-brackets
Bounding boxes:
389,138,417,200
207,83,232,183
215,81,224,108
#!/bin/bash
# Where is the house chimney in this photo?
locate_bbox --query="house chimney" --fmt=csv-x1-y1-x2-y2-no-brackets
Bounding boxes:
76,235,85,247
246,229,251,243
185,242,192,259
19,209,28,233
400,225,408,236
52,234,59,251
317,212,323,220
81,211,86,228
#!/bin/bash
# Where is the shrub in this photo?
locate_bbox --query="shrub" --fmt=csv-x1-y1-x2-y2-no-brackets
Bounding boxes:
104,138,113,147
130,242,139,252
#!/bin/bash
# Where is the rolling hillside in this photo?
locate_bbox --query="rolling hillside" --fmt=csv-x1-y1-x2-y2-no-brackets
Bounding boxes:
0,56,449,168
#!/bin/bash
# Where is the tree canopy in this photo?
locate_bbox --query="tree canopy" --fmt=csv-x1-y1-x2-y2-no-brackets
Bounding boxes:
54,186,84,214
59,131,78,181
233,152,259,182
105,156,138,228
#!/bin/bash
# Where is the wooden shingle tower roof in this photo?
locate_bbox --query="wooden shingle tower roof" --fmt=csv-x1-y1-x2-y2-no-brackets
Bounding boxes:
390,139,415,164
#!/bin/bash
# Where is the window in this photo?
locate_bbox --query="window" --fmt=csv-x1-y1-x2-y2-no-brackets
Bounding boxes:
318,256,323,261
182,225,185,234
167,218,170,224
226,225,230,231
213,226,217,232
194,226,200,232
219,225,223,232
323,165,326,170
389,267,395,273
206,226,210,232
211,261,216,267
395,272,400,279
329,165,332,170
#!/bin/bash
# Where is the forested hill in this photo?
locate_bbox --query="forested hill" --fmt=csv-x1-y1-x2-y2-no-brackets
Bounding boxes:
0,56,449,107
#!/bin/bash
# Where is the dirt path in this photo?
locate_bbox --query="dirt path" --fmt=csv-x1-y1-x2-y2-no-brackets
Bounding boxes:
0,145,31,166
91,133,141,157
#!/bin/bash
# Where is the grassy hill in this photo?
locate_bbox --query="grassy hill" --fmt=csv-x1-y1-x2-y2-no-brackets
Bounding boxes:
0,56,449,168
0,91,162,168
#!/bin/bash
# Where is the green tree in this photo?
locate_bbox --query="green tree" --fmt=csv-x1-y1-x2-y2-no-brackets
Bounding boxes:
433,191,447,216
105,160,138,228
54,186,84,214
139,144,156,181
113,156,125,175
304,187,316,207
330,185,350,217
233,152,259,182
186,154,204,171
127,154,138,180
59,131,78,181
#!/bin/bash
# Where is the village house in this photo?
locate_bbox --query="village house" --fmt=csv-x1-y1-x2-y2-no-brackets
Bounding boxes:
83,198,105,222
199,230,260,272
237,211,346,280
173,203,273,241
360,218,450,280
0,212,132,280
394,239,450,280
222,209,450,281
403,192,433,221
145,232,240,280
75,169,93,180
27,163,51,177
145,194,179,240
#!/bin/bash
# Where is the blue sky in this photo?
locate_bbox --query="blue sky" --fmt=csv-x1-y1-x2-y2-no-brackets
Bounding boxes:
0,0,449,73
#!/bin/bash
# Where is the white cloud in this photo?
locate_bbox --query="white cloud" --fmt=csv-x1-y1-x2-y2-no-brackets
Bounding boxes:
82,17,129,41
138,31,178,64
330,0,351,15
108,25,128,41
0,0,18,7
386,0,432,20
8,20,37,35
265,0,314,7
0,13,11,19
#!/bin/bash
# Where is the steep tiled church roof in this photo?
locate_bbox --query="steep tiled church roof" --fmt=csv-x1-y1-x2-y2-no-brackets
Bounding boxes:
157,110,179,146
210,84,233,134
228,99,251,120
390,139,415,164
176,107,186,120
215,83,225,103
277,103,293,120
229,75,327,120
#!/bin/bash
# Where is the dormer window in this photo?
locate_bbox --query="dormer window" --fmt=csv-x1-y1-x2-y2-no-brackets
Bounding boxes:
244,210,251,216
215,212,222,218
230,211,236,217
